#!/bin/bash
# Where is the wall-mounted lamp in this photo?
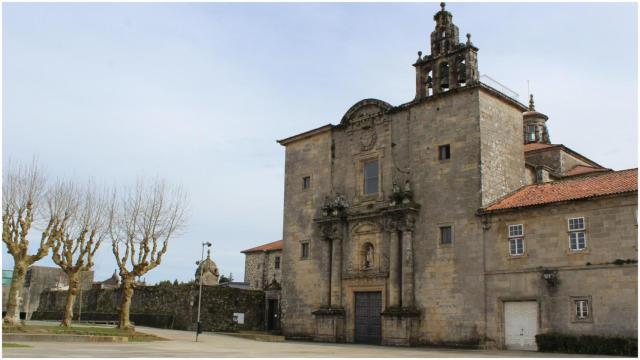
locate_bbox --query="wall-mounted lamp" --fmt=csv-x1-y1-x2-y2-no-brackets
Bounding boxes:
542,269,559,287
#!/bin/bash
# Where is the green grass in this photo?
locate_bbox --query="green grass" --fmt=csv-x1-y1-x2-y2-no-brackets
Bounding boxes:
3,342,31,348
3,324,165,342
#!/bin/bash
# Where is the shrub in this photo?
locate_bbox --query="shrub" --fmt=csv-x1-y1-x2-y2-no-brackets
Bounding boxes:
536,333,637,357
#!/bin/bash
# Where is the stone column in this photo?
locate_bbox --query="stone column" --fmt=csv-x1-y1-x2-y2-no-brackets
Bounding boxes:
388,228,400,307
401,226,415,308
330,236,342,307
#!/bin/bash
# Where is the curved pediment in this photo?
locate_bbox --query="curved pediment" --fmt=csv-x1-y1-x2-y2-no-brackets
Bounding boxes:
340,98,393,126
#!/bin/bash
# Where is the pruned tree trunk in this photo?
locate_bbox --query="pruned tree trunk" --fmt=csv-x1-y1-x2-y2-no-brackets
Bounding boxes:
61,272,80,327
118,277,134,330
3,261,27,326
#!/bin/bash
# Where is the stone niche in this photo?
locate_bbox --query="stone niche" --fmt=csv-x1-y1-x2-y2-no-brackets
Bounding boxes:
346,221,387,277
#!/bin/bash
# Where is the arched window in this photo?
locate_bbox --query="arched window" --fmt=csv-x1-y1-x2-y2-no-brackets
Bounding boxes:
439,62,450,91
457,57,467,86
425,69,434,96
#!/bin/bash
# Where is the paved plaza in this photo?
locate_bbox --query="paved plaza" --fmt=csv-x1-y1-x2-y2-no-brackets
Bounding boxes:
3,322,590,358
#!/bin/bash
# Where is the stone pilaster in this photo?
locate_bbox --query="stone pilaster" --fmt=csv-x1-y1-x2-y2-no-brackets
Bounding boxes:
401,218,415,307
330,237,342,307
388,227,400,307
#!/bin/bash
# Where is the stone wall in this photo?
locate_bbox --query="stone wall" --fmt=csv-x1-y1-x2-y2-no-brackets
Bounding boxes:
33,283,265,332
244,250,282,290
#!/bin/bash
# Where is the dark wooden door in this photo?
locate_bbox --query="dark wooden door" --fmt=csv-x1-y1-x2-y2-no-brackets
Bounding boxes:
267,299,280,331
354,292,382,344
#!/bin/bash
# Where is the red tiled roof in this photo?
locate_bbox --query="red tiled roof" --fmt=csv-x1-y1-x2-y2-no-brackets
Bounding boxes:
564,165,610,177
241,240,283,253
524,143,560,152
484,169,637,212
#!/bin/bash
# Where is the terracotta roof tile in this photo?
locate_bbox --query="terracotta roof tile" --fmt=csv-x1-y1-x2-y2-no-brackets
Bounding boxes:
484,169,637,212
564,165,610,177
241,240,283,253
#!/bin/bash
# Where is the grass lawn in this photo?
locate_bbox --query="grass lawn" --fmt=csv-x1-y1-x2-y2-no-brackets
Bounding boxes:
3,324,166,342
3,342,31,348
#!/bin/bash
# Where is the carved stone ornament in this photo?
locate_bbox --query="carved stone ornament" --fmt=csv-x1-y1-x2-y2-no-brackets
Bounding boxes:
359,128,377,151
320,222,342,241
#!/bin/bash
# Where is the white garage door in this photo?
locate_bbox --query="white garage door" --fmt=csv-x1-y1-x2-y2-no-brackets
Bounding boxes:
504,301,538,351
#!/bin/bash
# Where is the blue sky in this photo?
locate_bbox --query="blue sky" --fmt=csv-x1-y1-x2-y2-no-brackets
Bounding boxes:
3,2,637,284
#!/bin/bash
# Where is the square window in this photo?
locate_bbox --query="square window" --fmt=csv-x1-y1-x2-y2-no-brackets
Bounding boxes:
438,145,451,160
274,256,280,269
568,217,585,231
440,226,452,245
509,238,524,256
301,242,309,259
508,224,523,237
302,176,311,190
570,232,586,251
363,159,379,195
573,298,591,321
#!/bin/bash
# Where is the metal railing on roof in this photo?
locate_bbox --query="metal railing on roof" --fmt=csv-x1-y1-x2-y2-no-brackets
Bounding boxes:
480,74,519,100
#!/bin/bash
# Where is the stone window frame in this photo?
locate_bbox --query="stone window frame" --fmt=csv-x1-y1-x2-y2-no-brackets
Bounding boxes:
526,125,536,142
300,241,310,260
274,256,281,269
302,175,311,190
570,295,593,323
507,224,525,257
438,224,454,247
353,151,384,203
567,217,588,252
438,144,451,161
362,158,380,196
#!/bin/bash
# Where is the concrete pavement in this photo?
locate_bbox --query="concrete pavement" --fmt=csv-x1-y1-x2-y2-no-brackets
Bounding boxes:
3,323,587,358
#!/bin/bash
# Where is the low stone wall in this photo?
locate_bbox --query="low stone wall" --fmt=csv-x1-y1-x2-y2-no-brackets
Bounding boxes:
32,284,264,332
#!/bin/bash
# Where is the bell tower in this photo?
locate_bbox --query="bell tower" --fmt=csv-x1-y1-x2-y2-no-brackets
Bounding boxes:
414,3,479,99
523,94,551,144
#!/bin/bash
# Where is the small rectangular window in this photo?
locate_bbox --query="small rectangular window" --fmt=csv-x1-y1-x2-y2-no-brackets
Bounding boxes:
274,256,280,269
575,299,590,320
302,176,311,190
570,232,586,251
568,217,587,251
438,145,451,160
507,224,524,256
508,224,523,237
301,242,309,259
363,159,379,195
509,238,524,256
440,226,452,245
568,217,585,231
527,125,536,142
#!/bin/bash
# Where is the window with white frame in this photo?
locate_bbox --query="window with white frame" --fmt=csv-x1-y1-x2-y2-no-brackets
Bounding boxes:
574,298,590,321
508,224,524,256
568,217,586,251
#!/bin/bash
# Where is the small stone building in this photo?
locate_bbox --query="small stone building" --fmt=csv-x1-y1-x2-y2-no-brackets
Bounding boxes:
196,250,220,286
275,2,637,349
2,266,93,320
242,240,283,331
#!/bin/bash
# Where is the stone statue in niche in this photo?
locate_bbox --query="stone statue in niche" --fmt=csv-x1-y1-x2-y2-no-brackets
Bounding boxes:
403,180,413,203
363,243,374,269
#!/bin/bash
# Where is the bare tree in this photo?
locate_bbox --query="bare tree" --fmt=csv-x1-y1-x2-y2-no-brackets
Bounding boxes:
2,160,52,326
49,181,109,327
110,179,188,330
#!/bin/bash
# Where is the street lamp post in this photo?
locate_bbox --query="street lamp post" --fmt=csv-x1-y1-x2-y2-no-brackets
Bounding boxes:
195,241,212,342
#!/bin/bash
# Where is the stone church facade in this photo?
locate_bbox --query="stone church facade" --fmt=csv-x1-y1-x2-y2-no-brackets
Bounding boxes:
276,3,637,349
